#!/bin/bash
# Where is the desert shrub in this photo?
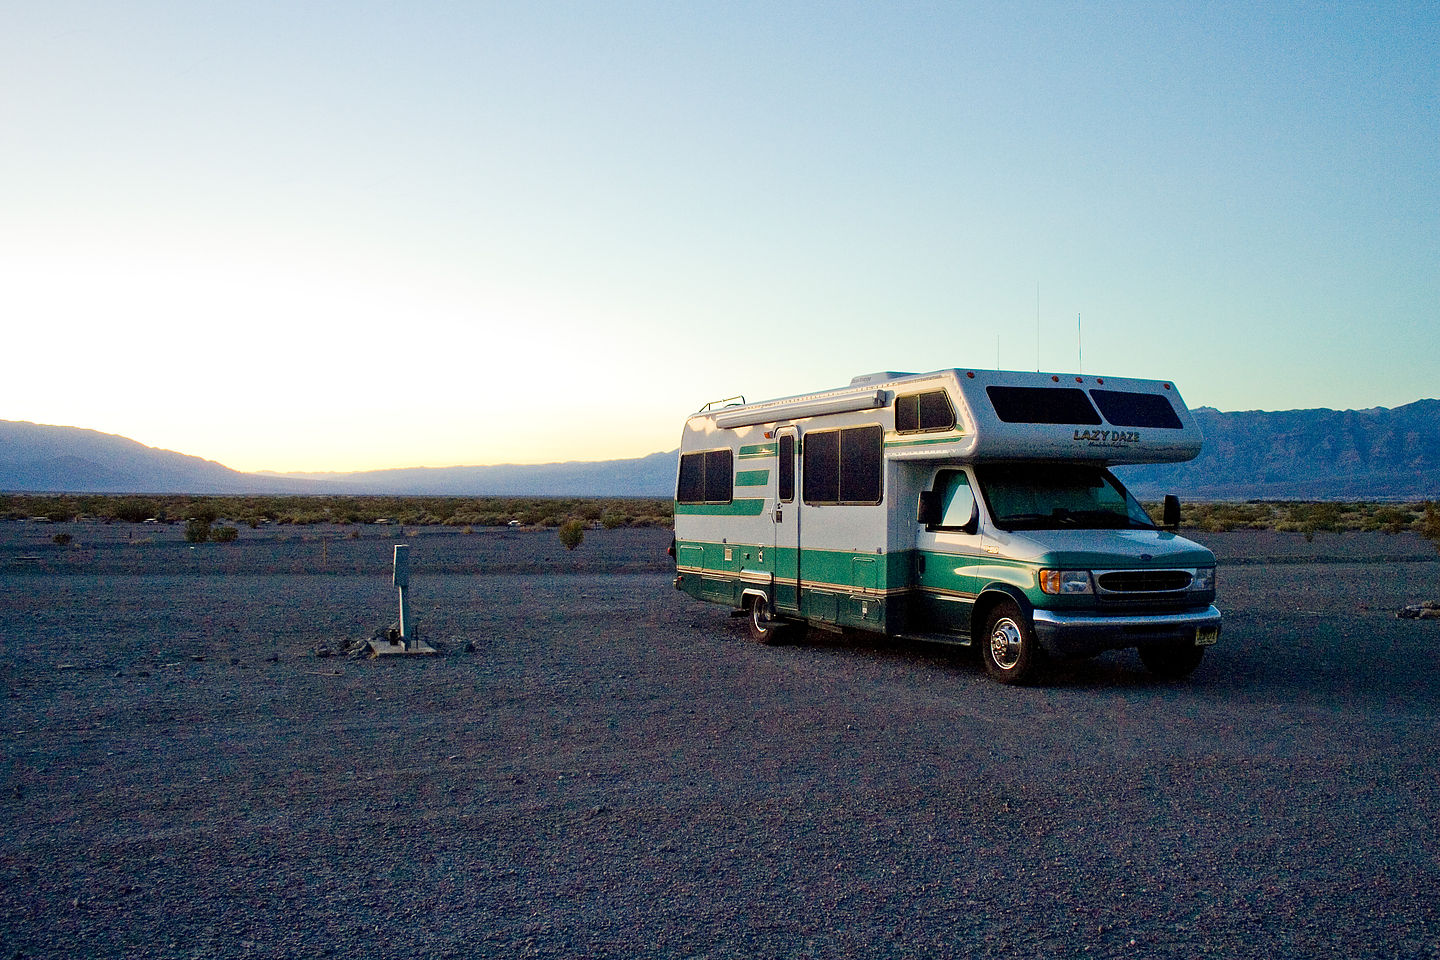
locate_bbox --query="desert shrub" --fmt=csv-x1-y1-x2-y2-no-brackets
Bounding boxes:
211,526,239,542
113,498,157,523
558,520,585,551
1420,503,1440,547
1369,505,1415,534
52,533,73,546
184,519,211,543
188,503,219,526
601,512,627,529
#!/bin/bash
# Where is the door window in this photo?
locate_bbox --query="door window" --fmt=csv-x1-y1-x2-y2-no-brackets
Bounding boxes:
927,470,976,530
778,434,795,503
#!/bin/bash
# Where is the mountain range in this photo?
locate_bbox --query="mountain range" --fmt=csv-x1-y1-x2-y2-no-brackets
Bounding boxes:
3,399,1438,500
1115,400,1440,500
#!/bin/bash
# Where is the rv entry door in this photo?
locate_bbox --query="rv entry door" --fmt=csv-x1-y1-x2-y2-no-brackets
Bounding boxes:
773,428,801,614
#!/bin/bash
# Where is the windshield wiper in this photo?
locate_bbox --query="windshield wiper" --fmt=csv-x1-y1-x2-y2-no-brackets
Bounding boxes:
1057,509,1155,529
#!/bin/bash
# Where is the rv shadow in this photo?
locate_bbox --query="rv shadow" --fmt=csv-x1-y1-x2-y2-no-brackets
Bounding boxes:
720,617,1205,690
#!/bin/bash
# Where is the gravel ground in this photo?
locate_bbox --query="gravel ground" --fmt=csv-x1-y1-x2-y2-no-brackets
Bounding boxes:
2,524,1438,958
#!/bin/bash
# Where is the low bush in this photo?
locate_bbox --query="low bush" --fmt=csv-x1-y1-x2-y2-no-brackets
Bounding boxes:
558,520,585,551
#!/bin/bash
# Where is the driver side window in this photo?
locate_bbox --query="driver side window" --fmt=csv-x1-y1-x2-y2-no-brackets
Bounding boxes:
927,469,976,531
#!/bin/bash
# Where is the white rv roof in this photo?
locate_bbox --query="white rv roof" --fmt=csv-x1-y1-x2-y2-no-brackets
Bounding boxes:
693,367,1204,465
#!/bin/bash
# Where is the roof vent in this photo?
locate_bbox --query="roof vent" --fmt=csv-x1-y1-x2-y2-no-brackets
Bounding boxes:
849,371,915,386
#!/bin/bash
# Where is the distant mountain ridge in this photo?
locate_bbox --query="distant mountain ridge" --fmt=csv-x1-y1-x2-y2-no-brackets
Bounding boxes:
3,400,1438,499
0,420,674,497
1117,399,1440,500
0,420,317,494
258,452,678,497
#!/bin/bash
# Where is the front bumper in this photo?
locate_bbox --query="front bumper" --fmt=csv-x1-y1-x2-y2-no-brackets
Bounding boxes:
1031,604,1221,657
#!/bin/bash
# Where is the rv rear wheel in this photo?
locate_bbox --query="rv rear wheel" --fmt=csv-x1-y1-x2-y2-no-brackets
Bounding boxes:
981,601,1042,685
1138,642,1204,680
748,598,787,645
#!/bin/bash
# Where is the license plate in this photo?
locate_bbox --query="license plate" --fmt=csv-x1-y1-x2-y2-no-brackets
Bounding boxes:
1195,627,1219,647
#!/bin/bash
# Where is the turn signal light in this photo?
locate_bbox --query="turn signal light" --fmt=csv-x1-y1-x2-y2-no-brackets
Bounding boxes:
1039,569,1093,595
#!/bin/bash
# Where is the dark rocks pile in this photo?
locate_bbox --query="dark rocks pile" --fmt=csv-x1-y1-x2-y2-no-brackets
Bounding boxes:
1397,601,1440,619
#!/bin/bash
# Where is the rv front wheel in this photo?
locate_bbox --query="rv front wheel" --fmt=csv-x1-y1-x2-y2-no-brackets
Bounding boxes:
748,598,787,645
981,601,1042,684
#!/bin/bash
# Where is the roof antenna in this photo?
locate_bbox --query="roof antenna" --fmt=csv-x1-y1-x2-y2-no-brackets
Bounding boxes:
1035,282,1041,372
1077,312,1083,374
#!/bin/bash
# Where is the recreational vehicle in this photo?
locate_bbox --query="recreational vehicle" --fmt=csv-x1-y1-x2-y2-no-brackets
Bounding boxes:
671,368,1220,684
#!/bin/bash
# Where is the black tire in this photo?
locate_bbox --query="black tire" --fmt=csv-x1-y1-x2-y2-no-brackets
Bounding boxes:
748,597,787,645
981,600,1043,684
1138,642,1204,680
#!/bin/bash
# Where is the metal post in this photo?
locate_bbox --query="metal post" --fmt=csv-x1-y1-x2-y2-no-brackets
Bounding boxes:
367,543,435,656
393,544,411,641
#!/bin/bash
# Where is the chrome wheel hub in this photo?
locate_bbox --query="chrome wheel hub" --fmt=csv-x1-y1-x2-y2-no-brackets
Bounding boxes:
989,619,1023,670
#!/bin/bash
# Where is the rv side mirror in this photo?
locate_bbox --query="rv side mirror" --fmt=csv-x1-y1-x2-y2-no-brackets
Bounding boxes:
1162,495,1181,529
918,491,940,527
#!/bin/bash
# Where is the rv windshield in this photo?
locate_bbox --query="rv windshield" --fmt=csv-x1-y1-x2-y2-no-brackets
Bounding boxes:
975,464,1156,531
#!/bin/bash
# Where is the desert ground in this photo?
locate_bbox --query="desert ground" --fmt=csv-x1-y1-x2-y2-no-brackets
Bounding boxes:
2,521,1438,958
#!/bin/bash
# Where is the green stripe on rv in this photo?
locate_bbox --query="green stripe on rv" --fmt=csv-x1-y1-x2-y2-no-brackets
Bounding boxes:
673,540,913,591
673,499,768,516
674,540,1041,597
735,470,769,487
885,433,965,448
738,443,777,459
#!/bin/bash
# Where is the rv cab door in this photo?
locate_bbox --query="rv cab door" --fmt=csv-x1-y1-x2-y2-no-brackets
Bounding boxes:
772,428,801,614
912,467,986,639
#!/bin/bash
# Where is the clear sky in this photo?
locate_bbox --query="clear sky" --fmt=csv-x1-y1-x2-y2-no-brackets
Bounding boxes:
3,1,1436,473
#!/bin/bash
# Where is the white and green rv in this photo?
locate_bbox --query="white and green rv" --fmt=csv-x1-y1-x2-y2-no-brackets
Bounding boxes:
671,367,1220,684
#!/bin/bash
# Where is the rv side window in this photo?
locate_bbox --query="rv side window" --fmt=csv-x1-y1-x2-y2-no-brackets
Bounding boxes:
803,425,883,505
1089,389,1183,428
895,390,956,433
778,434,795,503
676,449,734,504
986,386,1102,425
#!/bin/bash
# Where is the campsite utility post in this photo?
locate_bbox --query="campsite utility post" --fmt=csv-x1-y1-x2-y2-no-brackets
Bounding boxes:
368,543,436,656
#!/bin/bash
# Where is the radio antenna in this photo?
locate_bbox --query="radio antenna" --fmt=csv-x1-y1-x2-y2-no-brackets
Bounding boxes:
1077,313,1083,374
1035,282,1041,372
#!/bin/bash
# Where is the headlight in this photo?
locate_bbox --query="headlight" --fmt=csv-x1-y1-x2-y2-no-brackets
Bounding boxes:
1191,566,1216,591
1039,569,1093,595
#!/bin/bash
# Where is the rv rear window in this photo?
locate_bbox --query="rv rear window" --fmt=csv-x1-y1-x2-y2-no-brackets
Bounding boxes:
895,390,956,433
1089,389,1183,429
676,449,733,504
986,386,1102,425
803,425,883,505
